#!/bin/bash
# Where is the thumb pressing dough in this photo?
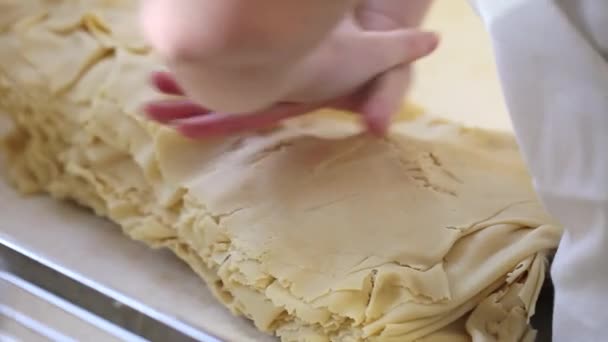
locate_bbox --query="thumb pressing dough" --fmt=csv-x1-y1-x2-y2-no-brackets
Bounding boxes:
0,1,562,341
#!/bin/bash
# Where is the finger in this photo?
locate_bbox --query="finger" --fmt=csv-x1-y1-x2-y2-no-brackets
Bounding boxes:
144,99,210,123
359,65,411,136
359,29,439,73
151,71,185,95
173,103,324,138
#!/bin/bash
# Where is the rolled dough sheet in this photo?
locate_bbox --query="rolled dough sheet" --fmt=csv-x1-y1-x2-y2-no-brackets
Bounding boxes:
0,1,561,341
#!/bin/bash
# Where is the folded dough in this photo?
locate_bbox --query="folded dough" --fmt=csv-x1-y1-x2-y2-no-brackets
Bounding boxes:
0,1,562,341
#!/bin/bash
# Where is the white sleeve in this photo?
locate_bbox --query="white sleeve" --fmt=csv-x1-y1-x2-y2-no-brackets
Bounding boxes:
470,1,608,341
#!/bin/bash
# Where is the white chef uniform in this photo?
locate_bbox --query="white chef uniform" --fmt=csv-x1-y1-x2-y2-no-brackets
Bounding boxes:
469,1,608,341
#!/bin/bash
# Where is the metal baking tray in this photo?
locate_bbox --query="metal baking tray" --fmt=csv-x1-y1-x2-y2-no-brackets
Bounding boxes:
0,239,221,342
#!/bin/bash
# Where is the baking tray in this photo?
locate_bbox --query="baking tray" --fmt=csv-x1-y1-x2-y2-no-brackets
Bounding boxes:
0,239,220,342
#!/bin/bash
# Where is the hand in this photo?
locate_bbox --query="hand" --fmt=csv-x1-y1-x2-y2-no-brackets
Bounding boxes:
144,1,438,137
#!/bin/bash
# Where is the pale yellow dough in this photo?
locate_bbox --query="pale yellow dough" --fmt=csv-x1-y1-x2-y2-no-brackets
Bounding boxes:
0,1,562,341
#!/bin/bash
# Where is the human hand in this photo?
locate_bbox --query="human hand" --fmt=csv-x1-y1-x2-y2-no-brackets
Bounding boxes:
144,0,438,137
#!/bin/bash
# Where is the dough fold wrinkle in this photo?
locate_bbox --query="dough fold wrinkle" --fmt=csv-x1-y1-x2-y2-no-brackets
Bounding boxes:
0,1,562,341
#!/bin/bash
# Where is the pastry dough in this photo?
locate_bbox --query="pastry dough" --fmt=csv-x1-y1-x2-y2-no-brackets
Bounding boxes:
0,1,561,341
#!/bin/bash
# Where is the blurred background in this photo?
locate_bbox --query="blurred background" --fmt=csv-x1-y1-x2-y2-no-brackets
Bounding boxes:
412,0,511,131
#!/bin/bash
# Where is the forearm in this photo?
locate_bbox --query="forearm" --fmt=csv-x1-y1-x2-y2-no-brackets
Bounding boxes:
141,0,356,112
